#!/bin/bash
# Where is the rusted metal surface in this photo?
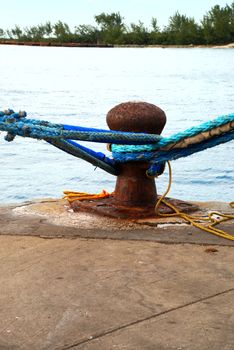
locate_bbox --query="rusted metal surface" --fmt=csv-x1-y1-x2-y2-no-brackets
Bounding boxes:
106,101,166,134
71,195,199,219
71,101,198,219
107,101,166,208
113,162,157,207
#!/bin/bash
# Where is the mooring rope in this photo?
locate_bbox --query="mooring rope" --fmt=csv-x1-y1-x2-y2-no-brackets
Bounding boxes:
1,108,233,238
49,139,118,175
0,109,233,177
0,110,163,144
136,131,233,176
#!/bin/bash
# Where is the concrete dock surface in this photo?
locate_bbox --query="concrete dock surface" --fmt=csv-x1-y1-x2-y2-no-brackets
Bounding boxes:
0,199,233,350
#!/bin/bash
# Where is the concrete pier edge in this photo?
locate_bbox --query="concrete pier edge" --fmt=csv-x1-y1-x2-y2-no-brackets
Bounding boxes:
0,198,233,246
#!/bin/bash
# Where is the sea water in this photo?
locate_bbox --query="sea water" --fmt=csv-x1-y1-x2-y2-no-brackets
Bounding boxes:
0,45,233,203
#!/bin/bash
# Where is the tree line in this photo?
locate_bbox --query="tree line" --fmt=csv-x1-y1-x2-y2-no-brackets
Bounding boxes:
0,2,233,45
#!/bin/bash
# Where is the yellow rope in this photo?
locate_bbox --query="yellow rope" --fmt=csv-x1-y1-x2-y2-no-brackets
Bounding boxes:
155,162,234,241
63,163,233,240
63,189,112,203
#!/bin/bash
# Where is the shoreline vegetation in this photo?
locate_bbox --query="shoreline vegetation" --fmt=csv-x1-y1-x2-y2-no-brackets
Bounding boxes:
0,2,233,47
0,39,234,49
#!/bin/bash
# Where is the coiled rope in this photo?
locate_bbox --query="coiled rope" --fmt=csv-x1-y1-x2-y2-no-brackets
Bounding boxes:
156,162,234,241
63,162,234,241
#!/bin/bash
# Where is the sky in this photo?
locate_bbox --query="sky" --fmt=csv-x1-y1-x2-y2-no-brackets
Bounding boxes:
0,0,231,30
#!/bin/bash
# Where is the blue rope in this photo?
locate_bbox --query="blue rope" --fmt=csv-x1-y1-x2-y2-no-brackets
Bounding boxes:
147,130,234,176
0,119,162,144
112,113,234,153
1,110,233,146
0,109,233,176
0,112,162,145
0,110,118,175
49,139,117,175
112,130,233,165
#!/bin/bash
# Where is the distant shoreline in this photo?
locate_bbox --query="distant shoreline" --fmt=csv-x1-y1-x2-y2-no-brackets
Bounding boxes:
0,40,234,49
0,40,113,48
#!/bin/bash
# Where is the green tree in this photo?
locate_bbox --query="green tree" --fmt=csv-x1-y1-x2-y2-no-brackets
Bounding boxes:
165,11,202,44
3,2,234,46
24,24,47,41
44,22,53,37
75,24,98,43
94,12,125,44
201,3,234,44
151,17,160,32
10,25,23,40
53,21,71,42
126,21,149,45
231,1,234,39
0,28,5,38
149,17,162,44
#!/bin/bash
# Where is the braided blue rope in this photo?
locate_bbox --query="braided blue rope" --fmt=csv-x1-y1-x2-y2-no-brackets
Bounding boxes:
0,109,233,177
0,110,118,175
113,130,234,163
0,111,162,145
49,139,117,175
2,110,233,146
112,113,234,153
147,130,234,176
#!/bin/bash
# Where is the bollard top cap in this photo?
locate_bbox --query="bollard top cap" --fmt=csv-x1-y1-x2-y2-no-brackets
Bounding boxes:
107,101,166,135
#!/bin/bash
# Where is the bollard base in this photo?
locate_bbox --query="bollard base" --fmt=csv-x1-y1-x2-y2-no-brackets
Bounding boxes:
71,195,199,219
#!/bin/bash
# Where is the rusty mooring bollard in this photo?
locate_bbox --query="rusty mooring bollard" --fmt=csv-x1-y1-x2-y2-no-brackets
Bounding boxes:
71,101,198,219
107,101,166,208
